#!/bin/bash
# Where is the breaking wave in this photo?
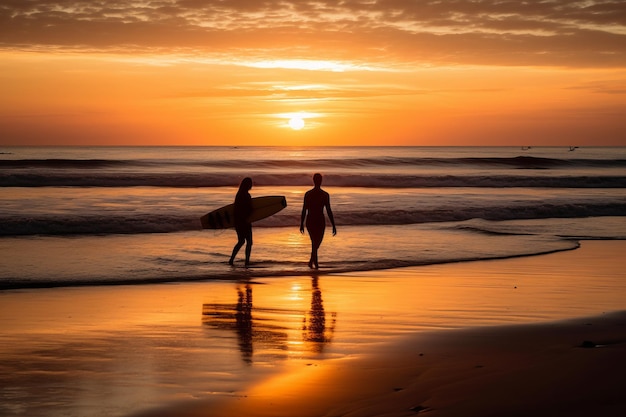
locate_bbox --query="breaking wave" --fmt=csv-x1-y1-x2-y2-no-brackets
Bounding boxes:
2,155,626,170
2,202,625,236
2,172,625,188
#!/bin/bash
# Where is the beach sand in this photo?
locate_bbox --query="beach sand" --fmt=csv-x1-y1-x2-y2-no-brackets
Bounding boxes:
136,312,626,417
1,241,625,417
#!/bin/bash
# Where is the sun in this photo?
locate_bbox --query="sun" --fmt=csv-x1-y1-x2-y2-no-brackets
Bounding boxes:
288,116,305,130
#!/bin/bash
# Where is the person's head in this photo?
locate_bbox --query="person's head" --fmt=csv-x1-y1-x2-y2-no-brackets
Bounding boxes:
313,173,323,187
239,177,253,192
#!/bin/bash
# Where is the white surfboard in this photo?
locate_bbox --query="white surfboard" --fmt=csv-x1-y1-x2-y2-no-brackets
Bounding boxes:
200,196,287,229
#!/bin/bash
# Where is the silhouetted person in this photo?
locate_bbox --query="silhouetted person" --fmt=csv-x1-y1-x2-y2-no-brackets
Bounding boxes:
300,173,336,269
229,177,253,266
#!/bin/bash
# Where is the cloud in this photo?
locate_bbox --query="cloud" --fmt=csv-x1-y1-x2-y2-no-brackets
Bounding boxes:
566,78,626,95
0,0,625,67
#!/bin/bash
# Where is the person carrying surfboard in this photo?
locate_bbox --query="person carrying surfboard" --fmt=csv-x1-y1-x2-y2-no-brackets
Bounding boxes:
229,177,254,266
300,173,337,269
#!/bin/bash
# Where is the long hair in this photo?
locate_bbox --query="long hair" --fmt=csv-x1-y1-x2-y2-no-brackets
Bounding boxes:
238,177,253,193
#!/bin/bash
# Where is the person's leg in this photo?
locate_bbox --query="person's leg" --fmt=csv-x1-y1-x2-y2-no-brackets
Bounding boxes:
229,240,243,265
307,228,317,268
244,229,253,266
309,228,325,269
230,227,247,265
311,245,318,269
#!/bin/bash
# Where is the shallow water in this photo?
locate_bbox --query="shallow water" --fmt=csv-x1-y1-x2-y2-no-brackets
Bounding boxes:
4,216,626,288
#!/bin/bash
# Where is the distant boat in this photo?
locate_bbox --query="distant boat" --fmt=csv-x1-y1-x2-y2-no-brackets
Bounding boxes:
569,146,579,151
521,146,532,151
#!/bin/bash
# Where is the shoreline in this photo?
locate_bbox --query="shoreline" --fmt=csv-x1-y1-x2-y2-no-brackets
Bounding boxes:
1,240,624,417
0,235,585,291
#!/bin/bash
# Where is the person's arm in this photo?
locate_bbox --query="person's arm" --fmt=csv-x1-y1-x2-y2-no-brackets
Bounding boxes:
325,195,336,236
244,194,253,223
300,197,307,234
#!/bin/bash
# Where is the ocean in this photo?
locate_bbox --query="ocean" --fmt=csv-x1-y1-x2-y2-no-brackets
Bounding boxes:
1,146,625,289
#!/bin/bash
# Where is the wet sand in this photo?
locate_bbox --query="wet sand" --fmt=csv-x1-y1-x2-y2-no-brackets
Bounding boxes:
137,311,626,417
1,240,625,417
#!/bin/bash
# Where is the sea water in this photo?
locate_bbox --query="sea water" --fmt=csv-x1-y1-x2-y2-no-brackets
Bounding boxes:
1,146,625,289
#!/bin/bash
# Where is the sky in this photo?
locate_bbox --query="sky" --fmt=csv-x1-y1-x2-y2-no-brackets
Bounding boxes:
1,0,625,146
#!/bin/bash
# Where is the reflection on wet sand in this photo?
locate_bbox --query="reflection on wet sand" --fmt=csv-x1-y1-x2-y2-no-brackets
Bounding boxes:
303,276,336,351
202,276,336,364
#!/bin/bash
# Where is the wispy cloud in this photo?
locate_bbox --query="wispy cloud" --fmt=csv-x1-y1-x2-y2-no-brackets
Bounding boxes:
1,0,625,67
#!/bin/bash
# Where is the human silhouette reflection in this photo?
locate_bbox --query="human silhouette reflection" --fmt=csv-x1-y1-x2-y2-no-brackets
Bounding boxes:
202,283,255,364
235,284,253,363
203,278,336,363
302,276,336,352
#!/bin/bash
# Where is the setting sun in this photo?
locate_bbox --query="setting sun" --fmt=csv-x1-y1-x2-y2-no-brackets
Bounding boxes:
288,116,305,130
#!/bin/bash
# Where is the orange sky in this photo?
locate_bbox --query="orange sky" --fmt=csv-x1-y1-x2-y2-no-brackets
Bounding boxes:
1,0,625,146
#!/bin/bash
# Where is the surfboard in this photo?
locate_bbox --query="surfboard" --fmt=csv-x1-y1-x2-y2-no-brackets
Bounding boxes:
200,196,287,229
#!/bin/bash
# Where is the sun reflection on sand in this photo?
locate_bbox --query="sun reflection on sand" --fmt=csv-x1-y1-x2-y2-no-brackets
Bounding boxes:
288,282,304,301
